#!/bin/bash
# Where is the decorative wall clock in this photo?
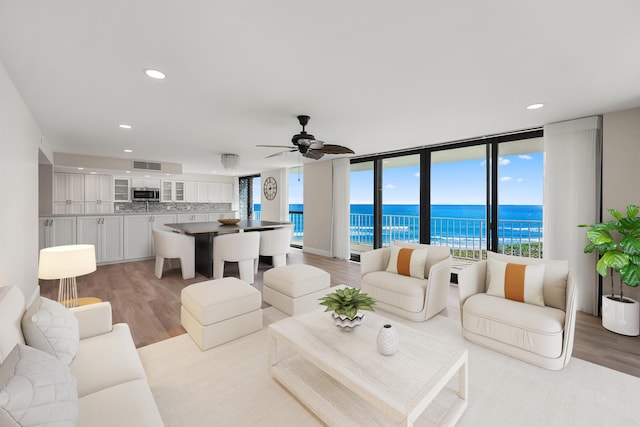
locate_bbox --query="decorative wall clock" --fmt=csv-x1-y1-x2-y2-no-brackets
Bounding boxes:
263,176,277,201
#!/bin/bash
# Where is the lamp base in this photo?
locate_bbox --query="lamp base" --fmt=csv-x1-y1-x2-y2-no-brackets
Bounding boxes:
58,277,78,308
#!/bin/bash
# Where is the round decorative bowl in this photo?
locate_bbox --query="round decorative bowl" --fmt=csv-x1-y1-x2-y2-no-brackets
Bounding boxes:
218,218,241,225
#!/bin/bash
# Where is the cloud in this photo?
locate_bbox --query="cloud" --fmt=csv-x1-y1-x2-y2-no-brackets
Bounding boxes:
516,178,525,183
499,157,511,166
414,172,420,177
385,184,396,189
500,176,513,182
519,154,533,160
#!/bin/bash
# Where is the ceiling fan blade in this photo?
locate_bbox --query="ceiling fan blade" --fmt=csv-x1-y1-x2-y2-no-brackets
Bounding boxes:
318,144,355,154
256,144,293,148
303,150,324,160
309,140,324,149
266,149,296,158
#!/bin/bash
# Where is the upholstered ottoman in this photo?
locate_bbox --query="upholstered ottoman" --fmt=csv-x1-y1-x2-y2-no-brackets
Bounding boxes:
181,277,263,350
263,264,331,315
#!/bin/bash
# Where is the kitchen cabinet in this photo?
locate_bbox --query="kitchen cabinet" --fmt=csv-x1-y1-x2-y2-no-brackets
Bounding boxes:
131,178,161,189
53,173,85,214
76,216,123,263
85,174,114,213
114,177,131,202
185,181,198,202
177,213,209,223
39,216,76,250
161,180,185,202
219,182,233,202
123,214,176,259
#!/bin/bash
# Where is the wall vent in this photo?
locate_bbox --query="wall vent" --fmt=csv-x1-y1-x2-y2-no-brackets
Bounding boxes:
133,160,162,171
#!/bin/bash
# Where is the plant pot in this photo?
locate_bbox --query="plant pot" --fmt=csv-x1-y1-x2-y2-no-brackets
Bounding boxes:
602,295,640,336
332,310,365,330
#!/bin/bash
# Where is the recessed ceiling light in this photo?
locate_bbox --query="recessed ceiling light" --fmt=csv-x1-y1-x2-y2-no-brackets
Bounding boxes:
144,69,166,79
165,173,170,176
125,171,131,174
89,172,97,175
123,149,133,153
118,124,132,129
526,103,545,110
77,167,84,170
145,175,150,178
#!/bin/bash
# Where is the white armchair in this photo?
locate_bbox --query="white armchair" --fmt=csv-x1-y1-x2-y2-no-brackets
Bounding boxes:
213,231,260,284
360,242,452,322
458,251,577,370
152,229,195,280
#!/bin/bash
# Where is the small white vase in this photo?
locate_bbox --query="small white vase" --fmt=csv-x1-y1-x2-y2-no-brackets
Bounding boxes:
377,324,398,355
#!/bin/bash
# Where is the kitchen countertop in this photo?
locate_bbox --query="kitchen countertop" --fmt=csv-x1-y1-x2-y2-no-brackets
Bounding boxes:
41,210,237,217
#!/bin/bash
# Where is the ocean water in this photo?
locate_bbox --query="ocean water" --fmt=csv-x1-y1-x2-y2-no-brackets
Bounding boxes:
255,204,543,248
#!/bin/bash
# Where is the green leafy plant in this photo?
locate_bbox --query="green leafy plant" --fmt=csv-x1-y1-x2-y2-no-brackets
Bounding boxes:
581,204,640,301
319,287,376,319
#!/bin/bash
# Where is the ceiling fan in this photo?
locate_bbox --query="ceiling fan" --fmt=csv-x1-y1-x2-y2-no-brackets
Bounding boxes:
257,115,355,160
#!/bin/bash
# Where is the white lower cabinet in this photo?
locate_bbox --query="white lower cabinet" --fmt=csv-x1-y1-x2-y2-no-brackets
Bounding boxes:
39,217,77,250
177,213,209,223
84,201,114,214
123,214,176,259
76,216,123,263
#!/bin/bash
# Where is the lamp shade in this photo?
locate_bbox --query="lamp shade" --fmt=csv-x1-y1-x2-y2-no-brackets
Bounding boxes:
38,244,97,279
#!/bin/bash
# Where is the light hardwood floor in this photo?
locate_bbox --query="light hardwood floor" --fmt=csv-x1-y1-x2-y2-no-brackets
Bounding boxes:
39,249,640,377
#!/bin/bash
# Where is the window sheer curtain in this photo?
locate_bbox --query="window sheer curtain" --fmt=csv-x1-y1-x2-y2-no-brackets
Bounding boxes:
543,116,602,314
331,158,350,259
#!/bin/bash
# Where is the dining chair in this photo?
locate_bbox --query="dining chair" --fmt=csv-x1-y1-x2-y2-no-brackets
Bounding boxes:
213,231,260,284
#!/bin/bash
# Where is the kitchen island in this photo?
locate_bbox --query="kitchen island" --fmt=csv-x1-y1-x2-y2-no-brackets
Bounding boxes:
166,220,293,277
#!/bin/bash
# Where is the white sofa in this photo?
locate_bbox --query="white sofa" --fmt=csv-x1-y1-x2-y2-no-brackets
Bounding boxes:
0,286,164,426
360,242,452,321
458,252,577,370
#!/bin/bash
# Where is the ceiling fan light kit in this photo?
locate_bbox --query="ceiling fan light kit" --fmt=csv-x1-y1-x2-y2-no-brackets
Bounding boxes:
257,114,355,160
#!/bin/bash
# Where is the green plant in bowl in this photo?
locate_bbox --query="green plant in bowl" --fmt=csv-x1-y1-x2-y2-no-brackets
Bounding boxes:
319,287,376,319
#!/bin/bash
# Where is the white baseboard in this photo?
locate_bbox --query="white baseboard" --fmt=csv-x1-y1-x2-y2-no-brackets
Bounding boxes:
302,247,332,257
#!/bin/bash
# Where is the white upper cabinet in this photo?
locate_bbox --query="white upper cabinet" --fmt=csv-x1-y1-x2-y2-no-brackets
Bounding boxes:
131,178,160,188
114,177,131,202
185,181,233,203
185,181,198,202
84,174,113,202
161,180,186,202
54,173,85,202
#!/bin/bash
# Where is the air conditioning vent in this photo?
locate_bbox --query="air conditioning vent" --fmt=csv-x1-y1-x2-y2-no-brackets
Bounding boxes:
133,160,162,171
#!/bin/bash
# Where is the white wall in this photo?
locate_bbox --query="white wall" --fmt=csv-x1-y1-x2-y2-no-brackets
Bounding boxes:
603,107,640,302
260,168,288,222
0,61,44,304
303,161,333,256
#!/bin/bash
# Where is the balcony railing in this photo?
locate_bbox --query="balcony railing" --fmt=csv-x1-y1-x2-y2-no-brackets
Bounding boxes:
350,214,543,260
252,210,304,247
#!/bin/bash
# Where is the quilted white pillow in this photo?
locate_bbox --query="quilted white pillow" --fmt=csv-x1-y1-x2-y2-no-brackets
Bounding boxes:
0,344,78,427
21,297,79,366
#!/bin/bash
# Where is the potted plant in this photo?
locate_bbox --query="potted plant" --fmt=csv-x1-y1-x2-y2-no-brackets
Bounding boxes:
581,204,640,336
319,287,376,329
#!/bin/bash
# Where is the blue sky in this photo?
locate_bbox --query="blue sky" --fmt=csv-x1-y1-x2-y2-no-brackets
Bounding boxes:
261,151,543,206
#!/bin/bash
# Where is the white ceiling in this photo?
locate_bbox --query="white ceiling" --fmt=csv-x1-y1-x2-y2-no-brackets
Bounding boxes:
1,1,639,176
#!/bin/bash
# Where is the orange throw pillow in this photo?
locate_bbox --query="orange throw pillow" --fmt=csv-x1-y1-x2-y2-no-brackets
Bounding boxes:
486,258,545,306
386,246,428,279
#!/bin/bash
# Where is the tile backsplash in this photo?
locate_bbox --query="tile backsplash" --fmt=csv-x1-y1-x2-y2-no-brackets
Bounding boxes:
115,202,233,213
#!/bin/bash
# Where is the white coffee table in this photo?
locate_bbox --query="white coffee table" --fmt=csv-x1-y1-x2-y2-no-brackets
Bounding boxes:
268,310,468,426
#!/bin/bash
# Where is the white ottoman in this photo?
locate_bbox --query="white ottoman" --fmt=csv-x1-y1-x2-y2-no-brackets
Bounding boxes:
181,277,263,350
263,264,331,315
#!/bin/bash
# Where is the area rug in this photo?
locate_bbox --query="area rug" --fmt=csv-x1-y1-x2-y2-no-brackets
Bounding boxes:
137,308,639,426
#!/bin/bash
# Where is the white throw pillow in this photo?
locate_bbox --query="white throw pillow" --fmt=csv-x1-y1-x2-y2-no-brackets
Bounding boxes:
0,344,78,427
386,245,428,279
486,257,545,306
21,297,79,366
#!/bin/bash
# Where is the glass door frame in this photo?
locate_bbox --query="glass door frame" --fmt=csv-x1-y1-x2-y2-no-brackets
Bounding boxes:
350,129,543,259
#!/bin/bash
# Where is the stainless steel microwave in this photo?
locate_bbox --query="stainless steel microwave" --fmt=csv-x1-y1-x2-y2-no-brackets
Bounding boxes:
131,188,160,202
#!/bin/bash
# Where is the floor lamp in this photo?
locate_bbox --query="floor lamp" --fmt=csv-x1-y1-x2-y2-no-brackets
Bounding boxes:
38,244,97,308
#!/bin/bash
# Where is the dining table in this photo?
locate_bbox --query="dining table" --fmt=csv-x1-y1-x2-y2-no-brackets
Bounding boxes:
165,219,293,278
